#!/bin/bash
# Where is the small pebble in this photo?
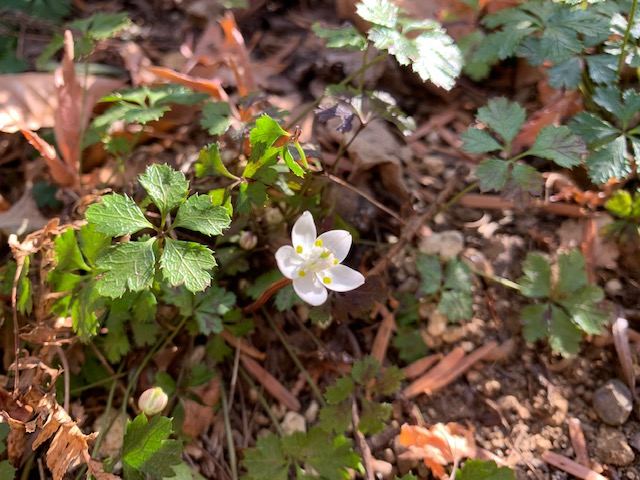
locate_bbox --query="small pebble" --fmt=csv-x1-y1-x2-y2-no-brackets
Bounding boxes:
304,401,319,424
596,426,635,466
280,411,306,435
418,230,464,260
593,379,633,426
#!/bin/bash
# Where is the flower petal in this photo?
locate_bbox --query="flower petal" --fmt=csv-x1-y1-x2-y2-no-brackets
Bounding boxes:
293,274,328,306
291,211,316,250
317,230,352,262
275,246,305,278
318,265,365,292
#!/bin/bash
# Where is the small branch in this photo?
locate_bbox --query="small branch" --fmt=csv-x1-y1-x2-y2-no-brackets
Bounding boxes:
352,399,375,480
243,277,292,314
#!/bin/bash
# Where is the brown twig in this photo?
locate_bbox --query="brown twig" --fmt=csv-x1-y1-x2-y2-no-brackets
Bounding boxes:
352,399,375,480
240,353,300,411
243,277,292,315
542,451,607,480
370,302,396,366
568,418,590,467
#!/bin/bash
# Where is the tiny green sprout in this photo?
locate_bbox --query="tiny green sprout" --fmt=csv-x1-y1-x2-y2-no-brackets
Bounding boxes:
138,387,168,416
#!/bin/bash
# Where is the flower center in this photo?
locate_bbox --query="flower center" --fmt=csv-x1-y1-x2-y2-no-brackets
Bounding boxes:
297,240,339,274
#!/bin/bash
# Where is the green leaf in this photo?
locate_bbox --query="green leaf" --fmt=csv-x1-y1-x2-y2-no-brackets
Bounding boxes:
569,112,619,147
275,284,298,311
70,12,130,39
139,164,189,218
518,253,551,298
123,414,182,480
359,399,391,435
356,0,399,28
243,434,290,480
318,401,352,434
555,250,588,297
475,158,510,192
374,366,403,395
96,238,157,298
411,30,463,90
173,194,231,236
237,181,268,213
325,376,354,404
0,460,16,480
282,147,305,177
559,284,608,335
593,87,640,127
192,285,236,335
308,302,333,325
529,125,586,168
196,143,237,179
503,163,542,204
352,356,380,385
312,23,367,51
53,227,91,273
522,303,582,357
460,129,503,154
457,459,515,480
77,223,111,268
85,194,154,236
585,55,617,85
416,253,442,295
546,57,582,90
250,115,289,148
606,190,640,219
438,290,474,322
161,238,216,293
245,270,284,300
200,102,232,135
585,135,632,184
477,98,525,145
70,281,104,339
443,258,473,293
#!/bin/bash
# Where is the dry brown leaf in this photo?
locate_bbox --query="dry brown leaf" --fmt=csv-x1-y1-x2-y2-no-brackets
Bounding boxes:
398,423,476,479
0,186,49,235
0,74,123,134
181,398,213,437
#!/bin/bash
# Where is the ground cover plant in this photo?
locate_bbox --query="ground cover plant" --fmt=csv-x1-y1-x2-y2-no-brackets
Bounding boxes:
0,0,639,479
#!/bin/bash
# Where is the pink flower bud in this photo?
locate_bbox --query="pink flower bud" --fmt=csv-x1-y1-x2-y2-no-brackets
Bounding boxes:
138,387,168,416
239,231,258,250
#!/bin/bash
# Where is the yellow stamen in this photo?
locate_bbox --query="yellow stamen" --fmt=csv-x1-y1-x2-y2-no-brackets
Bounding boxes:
323,276,331,284
296,245,303,254
333,259,339,265
315,239,323,247
298,270,306,277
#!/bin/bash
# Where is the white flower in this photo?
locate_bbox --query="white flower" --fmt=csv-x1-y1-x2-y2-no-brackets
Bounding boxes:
275,211,365,306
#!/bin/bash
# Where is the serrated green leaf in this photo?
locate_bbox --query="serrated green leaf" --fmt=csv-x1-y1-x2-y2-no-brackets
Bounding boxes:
586,135,631,184
460,129,503,154
369,28,414,65
443,258,473,293
245,270,284,300
522,303,551,342
318,401,353,434
416,253,442,295
53,227,91,273
196,143,237,180
242,142,277,179
606,190,640,219
237,181,268,213
457,459,515,480
250,115,289,148
161,238,216,293
86,194,154,236
585,55,618,85
569,112,619,147
393,329,429,363
352,356,380,385
559,284,608,334
356,0,399,28
325,376,355,404
71,281,104,339
475,158,510,192
201,102,232,135
282,147,305,177
309,302,332,325
438,290,474,322
556,250,588,296
546,57,582,90
594,87,640,128
312,23,367,50
477,98,525,145
374,366,403,395
503,163,542,204
412,31,462,90
518,253,551,298
359,399,391,435
243,434,289,480
123,414,182,480
77,222,111,268
191,286,236,335
139,164,189,218
548,304,583,356
173,194,231,236
96,238,157,298
529,125,585,168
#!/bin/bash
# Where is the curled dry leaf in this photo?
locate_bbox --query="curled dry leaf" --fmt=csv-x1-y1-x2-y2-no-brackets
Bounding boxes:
398,422,476,479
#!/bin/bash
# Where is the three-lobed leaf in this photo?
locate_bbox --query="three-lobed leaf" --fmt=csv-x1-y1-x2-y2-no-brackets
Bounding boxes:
518,253,551,298
161,238,217,293
96,238,156,298
200,101,232,136
195,143,238,180
477,98,525,145
460,129,502,154
475,159,510,192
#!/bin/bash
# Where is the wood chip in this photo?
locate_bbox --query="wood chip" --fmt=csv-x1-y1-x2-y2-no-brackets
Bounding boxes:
542,451,607,480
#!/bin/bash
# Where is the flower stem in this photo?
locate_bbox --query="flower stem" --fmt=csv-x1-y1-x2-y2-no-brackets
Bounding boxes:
243,277,292,314
617,0,638,81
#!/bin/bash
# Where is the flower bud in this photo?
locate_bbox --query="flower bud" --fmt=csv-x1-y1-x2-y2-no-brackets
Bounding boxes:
239,231,258,250
138,387,168,416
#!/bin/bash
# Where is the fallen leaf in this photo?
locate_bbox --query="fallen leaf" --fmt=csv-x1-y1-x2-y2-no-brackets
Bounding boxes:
398,422,476,478
0,186,49,235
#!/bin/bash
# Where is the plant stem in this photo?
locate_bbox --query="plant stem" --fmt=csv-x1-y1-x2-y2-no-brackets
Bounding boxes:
617,0,638,81
219,380,238,480
243,277,292,314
